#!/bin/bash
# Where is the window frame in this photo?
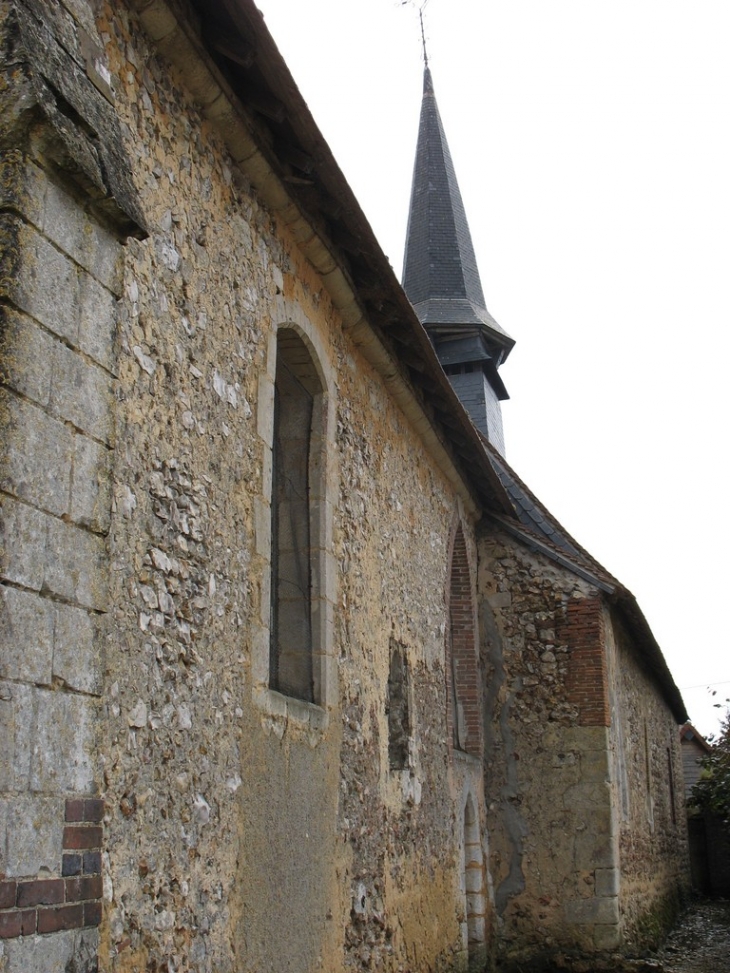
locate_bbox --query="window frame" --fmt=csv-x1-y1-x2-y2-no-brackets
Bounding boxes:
253,308,336,730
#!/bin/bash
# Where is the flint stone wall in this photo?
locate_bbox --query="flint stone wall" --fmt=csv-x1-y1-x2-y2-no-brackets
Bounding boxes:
606,614,690,949
72,3,488,971
479,528,688,965
0,2,690,972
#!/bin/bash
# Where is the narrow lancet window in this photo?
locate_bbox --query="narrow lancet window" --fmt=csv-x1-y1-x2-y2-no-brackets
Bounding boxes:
270,329,321,702
388,640,410,770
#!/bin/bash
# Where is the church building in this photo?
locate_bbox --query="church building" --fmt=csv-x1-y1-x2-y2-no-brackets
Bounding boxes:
0,2,689,971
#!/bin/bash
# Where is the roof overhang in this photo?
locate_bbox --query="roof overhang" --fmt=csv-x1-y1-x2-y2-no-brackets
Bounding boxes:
129,0,516,519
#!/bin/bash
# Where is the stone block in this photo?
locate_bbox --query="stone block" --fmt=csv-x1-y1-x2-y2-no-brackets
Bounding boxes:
1,927,98,973
561,726,609,753
317,599,335,661
262,444,272,498
0,682,34,790
593,922,621,951
465,865,483,894
265,328,277,380
251,624,270,685
595,867,620,897
5,794,64,876
562,781,611,810
574,825,617,871
465,892,484,918
69,434,112,533
0,585,54,685
579,747,610,783
78,271,118,371
50,345,113,444
0,389,73,516
43,519,108,611
564,895,619,925
315,650,337,710
42,175,122,294
0,153,121,294
323,551,337,607
0,306,54,407
253,496,271,558
53,603,103,696
309,496,333,550
0,495,48,590
0,216,80,345
54,0,98,35
30,689,97,794
257,374,275,446
0,150,46,228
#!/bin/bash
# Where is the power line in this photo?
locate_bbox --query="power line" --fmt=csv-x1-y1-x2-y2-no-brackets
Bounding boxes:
680,679,730,691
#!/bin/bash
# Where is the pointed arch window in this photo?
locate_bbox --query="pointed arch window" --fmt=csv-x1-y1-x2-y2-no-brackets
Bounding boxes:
446,525,481,756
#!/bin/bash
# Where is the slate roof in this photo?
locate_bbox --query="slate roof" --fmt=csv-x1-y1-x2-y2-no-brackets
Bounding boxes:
480,435,687,723
402,68,514,357
491,452,584,560
163,0,686,725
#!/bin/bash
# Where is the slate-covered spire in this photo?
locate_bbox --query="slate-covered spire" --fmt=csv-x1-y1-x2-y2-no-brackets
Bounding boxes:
402,67,514,455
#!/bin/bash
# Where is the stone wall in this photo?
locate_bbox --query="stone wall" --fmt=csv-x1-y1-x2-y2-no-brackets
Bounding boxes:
606,613,690,949
479,528,604,962
0,0,148,967
56,2,489,971
478,526,688,965
0,3,689,972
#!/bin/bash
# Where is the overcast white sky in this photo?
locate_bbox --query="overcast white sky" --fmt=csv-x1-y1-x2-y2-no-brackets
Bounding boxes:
255,0,730,738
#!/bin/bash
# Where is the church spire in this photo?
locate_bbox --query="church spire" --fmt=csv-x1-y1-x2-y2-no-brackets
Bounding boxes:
402,66,514,455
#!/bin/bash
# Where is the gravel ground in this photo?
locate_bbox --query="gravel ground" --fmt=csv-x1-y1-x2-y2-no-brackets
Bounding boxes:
652,899,730,973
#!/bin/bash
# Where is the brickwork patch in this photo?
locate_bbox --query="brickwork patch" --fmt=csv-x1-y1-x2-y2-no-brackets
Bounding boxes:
0,798,103,940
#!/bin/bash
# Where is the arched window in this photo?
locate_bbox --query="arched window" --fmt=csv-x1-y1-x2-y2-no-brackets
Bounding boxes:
269,328,324,703
446,525,480,755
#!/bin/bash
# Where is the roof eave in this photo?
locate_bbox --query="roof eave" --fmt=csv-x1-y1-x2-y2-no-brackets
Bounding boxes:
131,0,515,518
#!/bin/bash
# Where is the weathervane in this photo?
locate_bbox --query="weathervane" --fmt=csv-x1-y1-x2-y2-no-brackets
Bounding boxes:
399,0,431,66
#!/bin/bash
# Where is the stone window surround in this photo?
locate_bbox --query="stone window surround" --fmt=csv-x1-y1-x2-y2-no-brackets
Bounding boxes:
461,789,487,955
252,298,336,731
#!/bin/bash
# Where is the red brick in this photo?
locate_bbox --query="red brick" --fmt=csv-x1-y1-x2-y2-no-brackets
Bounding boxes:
37,904,84,934
83,851,102,874
0,880,16,909
63,854,83,877
0,909,35,938
65,875,102,902
0,912,21,939
83,799,104,823
84,900,102,927
17,879,64,907
65,799,85,823
20,910,37,936
63,826,102,850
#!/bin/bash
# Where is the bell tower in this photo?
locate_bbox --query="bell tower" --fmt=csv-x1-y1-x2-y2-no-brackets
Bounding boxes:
402,67,514,454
